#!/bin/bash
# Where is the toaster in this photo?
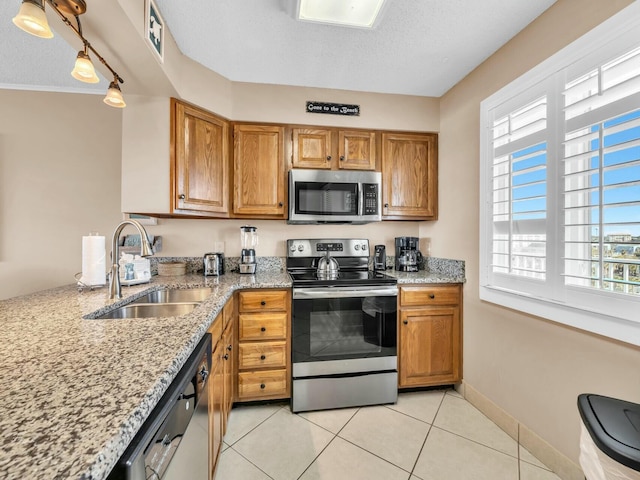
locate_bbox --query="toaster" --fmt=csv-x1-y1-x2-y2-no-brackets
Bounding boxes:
203,252,224,276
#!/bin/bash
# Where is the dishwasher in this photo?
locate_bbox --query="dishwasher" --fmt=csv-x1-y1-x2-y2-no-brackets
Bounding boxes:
108,333,211,480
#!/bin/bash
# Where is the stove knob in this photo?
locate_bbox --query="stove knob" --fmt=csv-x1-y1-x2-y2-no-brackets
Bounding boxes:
298,244,304,252
289,244,297,252
361,243,368,251
354,244,360,251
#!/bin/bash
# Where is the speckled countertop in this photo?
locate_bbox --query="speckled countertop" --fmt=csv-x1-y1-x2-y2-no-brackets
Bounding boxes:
0,262,464,480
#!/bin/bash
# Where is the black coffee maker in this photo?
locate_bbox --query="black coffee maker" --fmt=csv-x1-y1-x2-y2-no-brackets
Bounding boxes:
395,236,422,272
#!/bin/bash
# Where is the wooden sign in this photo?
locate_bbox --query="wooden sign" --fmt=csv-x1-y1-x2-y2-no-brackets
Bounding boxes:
306,101,360,116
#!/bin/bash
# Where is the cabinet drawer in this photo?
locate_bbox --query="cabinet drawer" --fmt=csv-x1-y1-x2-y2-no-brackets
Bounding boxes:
238,290,288,312
237,369,288,399
238,342,287,369
400,285,460,307
239,313,287,340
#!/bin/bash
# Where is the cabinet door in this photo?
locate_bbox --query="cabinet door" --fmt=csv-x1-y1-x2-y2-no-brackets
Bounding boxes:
399,306,460,387
208,341,224,479
173,99,229,215
233,124,286,217
381,132,437,219
292,128,333,169
339,130,376,170
222,320,234,434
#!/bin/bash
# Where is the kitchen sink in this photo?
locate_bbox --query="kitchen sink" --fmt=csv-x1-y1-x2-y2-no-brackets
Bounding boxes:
130,287,214,304
95,302,200,319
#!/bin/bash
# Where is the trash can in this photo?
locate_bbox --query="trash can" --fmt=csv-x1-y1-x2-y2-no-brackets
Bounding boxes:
577,394,640,480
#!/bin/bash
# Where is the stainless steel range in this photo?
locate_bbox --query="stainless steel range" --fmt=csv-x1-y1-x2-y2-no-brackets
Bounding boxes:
288,238,398,413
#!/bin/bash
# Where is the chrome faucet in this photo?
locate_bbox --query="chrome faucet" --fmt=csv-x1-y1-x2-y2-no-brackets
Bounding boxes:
109,219,154,299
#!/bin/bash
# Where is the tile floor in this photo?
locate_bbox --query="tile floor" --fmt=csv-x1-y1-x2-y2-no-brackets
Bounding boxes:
214,389,562,480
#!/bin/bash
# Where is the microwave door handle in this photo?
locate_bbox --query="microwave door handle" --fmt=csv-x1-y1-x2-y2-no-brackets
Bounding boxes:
357,183,363,216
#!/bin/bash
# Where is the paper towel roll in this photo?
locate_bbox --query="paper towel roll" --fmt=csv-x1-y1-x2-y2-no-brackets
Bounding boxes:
81,234,106,286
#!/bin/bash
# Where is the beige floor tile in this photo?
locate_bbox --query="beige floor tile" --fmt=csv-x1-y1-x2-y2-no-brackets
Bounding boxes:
224,404,283,445
338,405,430,471
299,437,410,480
214,447,271,480
520,445,550,470
298,407,359,434
433,394,518,457
386,390,445,424
520,461,562,480
413,427,519,480
233,408,334,480
447,388,464,399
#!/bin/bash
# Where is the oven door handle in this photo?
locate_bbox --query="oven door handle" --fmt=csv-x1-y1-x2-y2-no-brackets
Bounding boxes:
293,286,398,299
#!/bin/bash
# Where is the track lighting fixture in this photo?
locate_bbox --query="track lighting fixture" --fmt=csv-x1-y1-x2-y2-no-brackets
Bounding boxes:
12,0,126,108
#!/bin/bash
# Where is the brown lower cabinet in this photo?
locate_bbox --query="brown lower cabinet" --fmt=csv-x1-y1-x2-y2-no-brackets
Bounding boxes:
398,284,463,388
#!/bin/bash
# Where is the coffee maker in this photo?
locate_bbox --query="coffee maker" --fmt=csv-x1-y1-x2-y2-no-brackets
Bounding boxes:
395,237,422,272
240,226,258,274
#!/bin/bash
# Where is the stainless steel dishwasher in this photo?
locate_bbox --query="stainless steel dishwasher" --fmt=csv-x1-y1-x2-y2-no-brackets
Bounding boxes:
108,333,211,480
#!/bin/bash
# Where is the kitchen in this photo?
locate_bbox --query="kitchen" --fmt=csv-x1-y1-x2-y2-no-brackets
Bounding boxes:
2,1,640,480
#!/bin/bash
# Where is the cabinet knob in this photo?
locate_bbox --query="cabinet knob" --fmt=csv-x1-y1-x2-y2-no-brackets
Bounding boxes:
340,156,345,161
261,301,266,306
178,194,186,200
260,383,266,389
260,355,266,360
261,326,266,332
223,353,229,360
384,203,389,208
326,155,332,161
429,294,435,299
227,344,232,351
403,320,408,325
278,202,283,207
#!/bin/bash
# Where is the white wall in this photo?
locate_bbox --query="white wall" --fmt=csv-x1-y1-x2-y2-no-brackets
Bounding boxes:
0,90,123,300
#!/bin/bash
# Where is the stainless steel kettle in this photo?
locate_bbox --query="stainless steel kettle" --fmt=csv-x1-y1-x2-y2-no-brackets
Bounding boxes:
317,250,339,278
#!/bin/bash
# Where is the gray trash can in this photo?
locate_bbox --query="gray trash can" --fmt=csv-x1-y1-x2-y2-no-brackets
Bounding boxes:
578,394,640,480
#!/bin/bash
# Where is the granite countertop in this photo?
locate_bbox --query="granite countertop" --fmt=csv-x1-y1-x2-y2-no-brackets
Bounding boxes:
0,263,464,480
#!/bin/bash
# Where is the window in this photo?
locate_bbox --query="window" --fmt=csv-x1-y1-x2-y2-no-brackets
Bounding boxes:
480,2,640,346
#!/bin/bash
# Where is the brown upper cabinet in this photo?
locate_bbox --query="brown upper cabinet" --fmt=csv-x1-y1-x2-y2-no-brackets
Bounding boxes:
292,128,376,171
233,124,287,218
381,132,438,220
171,98,230,217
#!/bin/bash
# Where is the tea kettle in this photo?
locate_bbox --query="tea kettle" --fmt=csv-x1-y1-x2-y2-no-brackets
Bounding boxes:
317,250,339,278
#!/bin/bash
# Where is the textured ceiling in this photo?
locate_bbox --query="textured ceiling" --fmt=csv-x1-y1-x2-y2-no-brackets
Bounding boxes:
153,0,558,97
0,0,557,98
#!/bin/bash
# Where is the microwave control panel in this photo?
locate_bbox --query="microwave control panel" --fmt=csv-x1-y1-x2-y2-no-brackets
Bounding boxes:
362,183,379,215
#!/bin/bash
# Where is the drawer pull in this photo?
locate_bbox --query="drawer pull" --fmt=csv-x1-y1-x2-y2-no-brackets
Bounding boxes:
260,383,266,389
260,355,266,360
403,320,408,325
429,294,435,299
261,327,266,332
261,301,266,306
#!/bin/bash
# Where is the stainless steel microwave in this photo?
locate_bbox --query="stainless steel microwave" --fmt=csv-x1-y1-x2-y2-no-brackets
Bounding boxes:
288,169,382,224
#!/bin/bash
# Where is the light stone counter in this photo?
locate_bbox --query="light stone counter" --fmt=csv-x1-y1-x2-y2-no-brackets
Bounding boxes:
0,271,291,480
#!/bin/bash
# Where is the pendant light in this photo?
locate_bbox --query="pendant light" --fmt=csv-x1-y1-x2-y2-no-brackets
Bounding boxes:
12,0,126,108
103,80,126,108
12,0,53,38
71,47,99,83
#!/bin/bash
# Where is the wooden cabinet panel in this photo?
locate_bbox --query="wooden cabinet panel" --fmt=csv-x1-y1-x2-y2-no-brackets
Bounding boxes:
221,320,234,434
238,341,287,369
208,339,224,478
237,369,288,400
339,130,376,170
292,128,332,169
233,124,286,217
172,99,229,216
238,290,289,312
238,313,288,341
381,132,437,220
398,284,462,388
400,285,460,307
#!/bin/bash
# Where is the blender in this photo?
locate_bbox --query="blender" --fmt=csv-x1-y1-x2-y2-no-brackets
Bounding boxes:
240,226,258,274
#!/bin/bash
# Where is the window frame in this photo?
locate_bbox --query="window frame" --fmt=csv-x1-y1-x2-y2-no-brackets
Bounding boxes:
479,2,640,347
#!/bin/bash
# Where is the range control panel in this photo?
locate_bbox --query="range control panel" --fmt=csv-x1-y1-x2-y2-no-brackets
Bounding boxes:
287,239,369,258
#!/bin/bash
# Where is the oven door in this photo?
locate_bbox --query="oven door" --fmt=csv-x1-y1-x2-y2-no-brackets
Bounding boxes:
292,285,397,377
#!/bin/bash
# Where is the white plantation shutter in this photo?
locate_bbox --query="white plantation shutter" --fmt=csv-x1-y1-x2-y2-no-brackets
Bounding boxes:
479,3,640,344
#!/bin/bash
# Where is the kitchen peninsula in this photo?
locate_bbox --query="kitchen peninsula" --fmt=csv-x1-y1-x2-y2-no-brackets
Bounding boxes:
0,264,464,480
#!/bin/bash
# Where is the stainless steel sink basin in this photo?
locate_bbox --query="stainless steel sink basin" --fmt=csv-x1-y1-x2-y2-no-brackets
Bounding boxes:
95,302,200,319
131,287,214,304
